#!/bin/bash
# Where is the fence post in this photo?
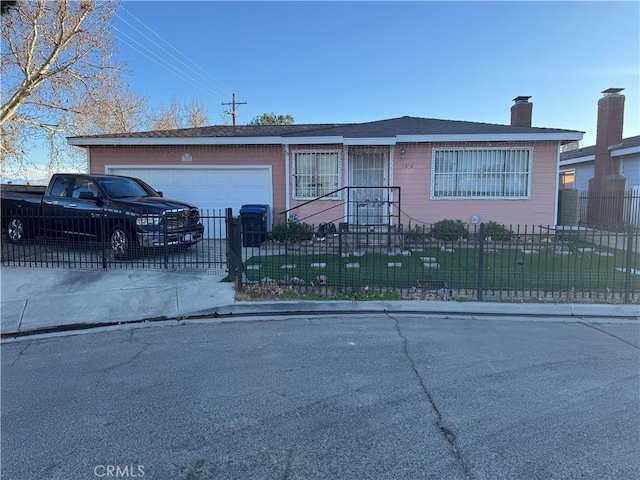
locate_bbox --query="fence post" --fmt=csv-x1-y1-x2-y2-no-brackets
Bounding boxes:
338,222,344,293
101,208,108,270
163,217,169,269
226,208,242,281
624,225,635,303
477,223,485,301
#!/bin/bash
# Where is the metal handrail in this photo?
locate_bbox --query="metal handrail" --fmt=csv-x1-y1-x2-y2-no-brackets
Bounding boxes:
279,186,347,216
279,186,401,227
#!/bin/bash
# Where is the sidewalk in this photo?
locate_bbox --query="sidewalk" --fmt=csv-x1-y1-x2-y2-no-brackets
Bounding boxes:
1,266,638,337
1,267,235,335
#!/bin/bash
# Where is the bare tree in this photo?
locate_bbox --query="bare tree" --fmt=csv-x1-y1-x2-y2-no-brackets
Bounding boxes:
1,1,17,15
150,98,210,131
1,0,121,174
74,72,149,135
186,99,208,128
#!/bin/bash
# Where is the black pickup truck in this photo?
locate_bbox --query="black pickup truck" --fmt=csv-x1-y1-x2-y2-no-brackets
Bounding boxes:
1,173,204,258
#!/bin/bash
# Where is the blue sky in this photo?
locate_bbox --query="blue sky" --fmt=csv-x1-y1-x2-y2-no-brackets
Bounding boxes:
6,1,639,182
111,0,639,147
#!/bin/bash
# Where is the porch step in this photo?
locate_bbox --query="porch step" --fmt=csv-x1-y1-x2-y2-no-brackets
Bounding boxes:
340,224,403,248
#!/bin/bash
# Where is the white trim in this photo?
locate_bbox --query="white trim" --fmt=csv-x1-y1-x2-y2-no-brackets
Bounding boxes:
343,138,396,146
389,146,395,223
284,145,290,220
281,136,344,145
389,145,395,187
610,146,640,157
104,164,274,218
291,149,342,201
559,155,595,166
343,146,349,221
430,147,533,200
69,132,583,147
105,164,273,172
71,136,286,146
554,144,561,226
397,133,583,143
86,148,92,174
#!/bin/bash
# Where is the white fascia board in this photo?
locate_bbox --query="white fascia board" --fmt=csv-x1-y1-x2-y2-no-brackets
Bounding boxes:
343,138,397,146
67,136,286,146
280,136,344,145
70,135,396,147
554,144,560,226
68,132,584,147
395,133,584,142
610,146,640,157
559,155,595,166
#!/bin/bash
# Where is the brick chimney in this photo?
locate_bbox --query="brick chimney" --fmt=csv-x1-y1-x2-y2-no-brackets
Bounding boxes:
588,88,626,193
586,88,627,229
511,96,533,127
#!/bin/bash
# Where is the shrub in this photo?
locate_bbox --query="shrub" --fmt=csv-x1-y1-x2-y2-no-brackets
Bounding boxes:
405,224,430,243
483,221,513,241
269,219,313,242
431,219,469,241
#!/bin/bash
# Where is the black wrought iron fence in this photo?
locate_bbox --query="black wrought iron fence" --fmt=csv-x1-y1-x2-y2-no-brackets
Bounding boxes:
4,207,640,303
579,189,640,230
236,221,640,303
1,208,228,274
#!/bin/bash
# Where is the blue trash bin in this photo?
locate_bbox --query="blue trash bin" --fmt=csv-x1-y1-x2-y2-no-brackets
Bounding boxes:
240,204,269,247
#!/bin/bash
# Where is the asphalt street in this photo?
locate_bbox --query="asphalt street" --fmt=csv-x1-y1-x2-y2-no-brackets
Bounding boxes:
2,314,639,480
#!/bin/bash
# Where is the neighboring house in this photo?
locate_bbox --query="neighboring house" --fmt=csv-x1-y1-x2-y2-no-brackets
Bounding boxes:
560,135,640,191
557,88,639,228
68,97,582,233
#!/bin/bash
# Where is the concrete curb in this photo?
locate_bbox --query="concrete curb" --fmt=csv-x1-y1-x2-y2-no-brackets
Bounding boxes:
2,266,637,339
2,300,638,340
189,300,640,321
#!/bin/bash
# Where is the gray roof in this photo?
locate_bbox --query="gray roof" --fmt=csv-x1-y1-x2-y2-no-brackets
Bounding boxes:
280,116,581,138
77,123,344,139
609,135,640,151
560,144,596,161
560,134,640,161
69,116,582,141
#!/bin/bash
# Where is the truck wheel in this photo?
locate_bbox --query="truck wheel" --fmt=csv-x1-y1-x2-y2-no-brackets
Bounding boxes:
109,225,136,259
6,217,25,242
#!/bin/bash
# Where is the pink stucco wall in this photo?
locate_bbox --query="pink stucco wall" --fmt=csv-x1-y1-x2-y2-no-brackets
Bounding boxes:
395,141,560,229
285,141,561,229
286,144,347,227
86,140,561,230
88,144,287,218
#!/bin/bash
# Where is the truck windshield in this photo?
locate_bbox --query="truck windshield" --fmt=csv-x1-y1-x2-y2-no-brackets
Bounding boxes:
95,177,157,198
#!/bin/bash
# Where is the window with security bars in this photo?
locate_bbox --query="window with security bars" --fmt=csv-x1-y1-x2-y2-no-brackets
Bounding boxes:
432,148,532,199
293,151,340,199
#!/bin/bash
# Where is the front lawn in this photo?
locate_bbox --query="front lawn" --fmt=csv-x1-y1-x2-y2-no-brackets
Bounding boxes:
244,245,639,295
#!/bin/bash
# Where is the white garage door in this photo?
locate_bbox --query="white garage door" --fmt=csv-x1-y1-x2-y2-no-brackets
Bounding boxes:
106,166,272,237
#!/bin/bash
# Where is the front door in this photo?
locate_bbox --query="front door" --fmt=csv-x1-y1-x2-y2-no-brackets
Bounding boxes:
348,147,389,225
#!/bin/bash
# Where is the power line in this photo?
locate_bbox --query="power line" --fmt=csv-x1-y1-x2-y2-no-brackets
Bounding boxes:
116,6,234,99
111,27,226,100
119,6,234,96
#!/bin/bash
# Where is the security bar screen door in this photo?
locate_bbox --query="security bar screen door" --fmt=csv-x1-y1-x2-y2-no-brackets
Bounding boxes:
348,148,389,224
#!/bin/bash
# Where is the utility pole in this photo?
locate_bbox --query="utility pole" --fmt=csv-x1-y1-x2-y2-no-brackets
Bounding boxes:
222,93,247,126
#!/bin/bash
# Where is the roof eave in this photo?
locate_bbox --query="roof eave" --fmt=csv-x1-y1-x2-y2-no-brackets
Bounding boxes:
396,133,584,143
68,132,583,147
67,136,286,146
610,145,640,157
559,155,596,166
